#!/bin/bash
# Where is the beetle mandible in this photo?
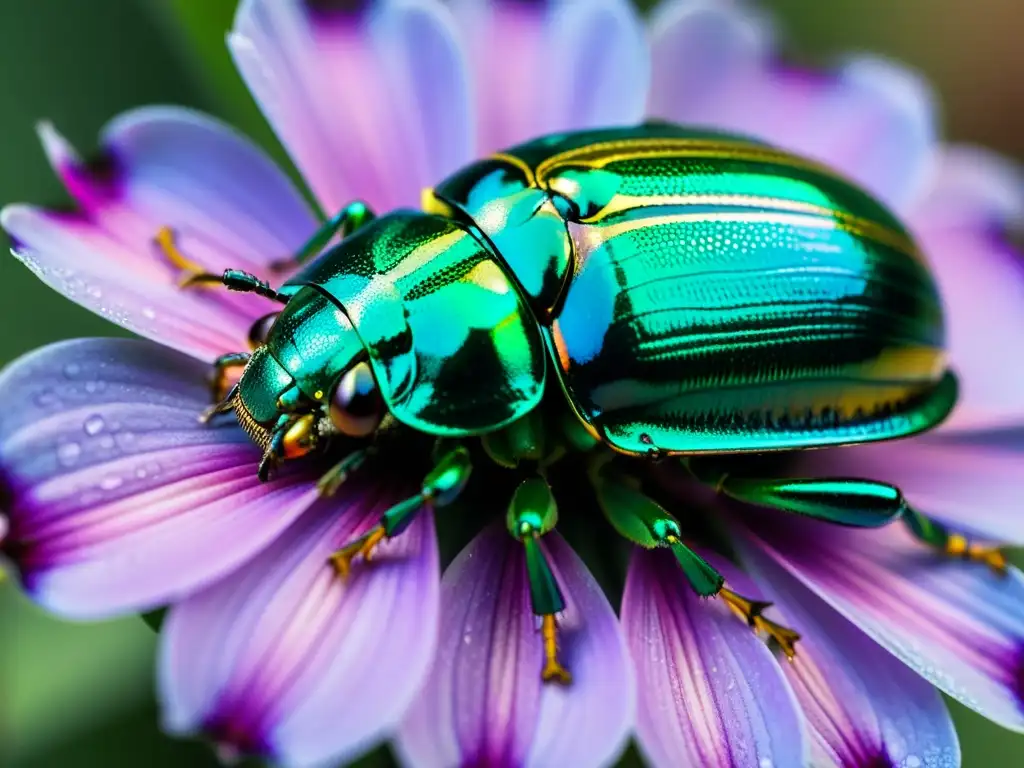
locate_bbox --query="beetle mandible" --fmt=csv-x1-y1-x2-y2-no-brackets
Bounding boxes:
156,123,1001,683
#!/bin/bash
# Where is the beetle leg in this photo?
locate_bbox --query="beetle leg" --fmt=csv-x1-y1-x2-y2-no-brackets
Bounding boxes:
903,505,1008,575
209,352,250,402
685,459,907,529
719,588,801,661
316,449,370,497
328,445,471,578
591,459,800,659
270,200,376,273
507,476,571,684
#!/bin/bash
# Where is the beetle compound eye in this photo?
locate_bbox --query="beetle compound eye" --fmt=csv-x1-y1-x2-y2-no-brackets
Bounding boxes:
330,362,383,437
248,312,280,348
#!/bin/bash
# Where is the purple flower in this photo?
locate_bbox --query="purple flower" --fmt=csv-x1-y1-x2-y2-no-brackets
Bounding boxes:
2,0,1023,766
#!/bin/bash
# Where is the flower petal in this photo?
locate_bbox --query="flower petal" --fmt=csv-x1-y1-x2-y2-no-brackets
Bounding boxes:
621,547,806,768
651,1,935,212
160,476,438,768
741,512,1024,732
230,0,472,213
453,0,649,154
648,0,773,126
396,523,633,768
798,437,1024,544
0,338,320,618
916,227,1024,432
738,539,960,768
910,144,1024,232
4,109,315,361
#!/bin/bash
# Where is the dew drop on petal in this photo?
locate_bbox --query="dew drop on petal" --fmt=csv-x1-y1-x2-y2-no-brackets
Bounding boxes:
142,307,156,320
56,441,81,467
99,475,123,491
83,414,105,435
63,362,81,378
35,390,58,408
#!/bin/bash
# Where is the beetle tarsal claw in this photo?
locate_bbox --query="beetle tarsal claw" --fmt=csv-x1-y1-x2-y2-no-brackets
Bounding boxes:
719,587,800,659
329,525,386,581
945,534,1008,575
540,614,572,685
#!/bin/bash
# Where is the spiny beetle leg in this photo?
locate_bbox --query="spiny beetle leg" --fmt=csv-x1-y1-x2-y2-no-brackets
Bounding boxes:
507,476,571,685
270,200,377,273
592,458,800,658
329,445,472,579
903,506,1008,575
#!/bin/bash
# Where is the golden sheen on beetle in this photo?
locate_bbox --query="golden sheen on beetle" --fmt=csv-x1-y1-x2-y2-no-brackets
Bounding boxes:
155,122,1004,683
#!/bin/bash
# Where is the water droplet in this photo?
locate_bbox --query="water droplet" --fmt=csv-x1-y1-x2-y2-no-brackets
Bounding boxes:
759,758,773,768
63,362,81,378
135,466,148,479
87,284,103,299
83,414,105,435
57,441,81,466
99,435,115,450
99,475,123,491
35,390,59,408
905,757,921,768
84,381,97,393
142,307,157,320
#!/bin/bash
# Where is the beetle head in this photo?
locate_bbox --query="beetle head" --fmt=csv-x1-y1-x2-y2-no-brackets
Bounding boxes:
233,334,385,480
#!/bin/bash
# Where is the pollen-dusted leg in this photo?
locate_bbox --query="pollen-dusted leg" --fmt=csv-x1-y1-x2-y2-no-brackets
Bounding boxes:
903,506,1008,574
270,200,376,272
507,476,571,684
329,446,472,579
591,460,801,658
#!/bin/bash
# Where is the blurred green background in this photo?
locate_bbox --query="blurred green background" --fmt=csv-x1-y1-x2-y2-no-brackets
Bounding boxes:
1,0,1022,765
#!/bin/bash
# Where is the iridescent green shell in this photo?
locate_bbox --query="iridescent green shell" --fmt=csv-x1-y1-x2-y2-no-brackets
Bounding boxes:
282,212,547,436
433,123,954,455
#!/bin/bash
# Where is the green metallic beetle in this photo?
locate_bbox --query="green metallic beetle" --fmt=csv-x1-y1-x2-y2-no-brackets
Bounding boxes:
159,123,1003,683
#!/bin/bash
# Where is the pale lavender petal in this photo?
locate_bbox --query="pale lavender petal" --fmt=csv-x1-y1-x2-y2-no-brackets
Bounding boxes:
4,110,315,361
739,539,960,768
453,0,649,155
917,227,1024,431
0,338,320,618
798,438,1024,544
651,7,937,212
742,512,1024,732
622,547,806,768
160,476,438,768
3,205,260,362
396,524,633,768
648,0,774,125
910,144,1024,231
230,0,472,213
